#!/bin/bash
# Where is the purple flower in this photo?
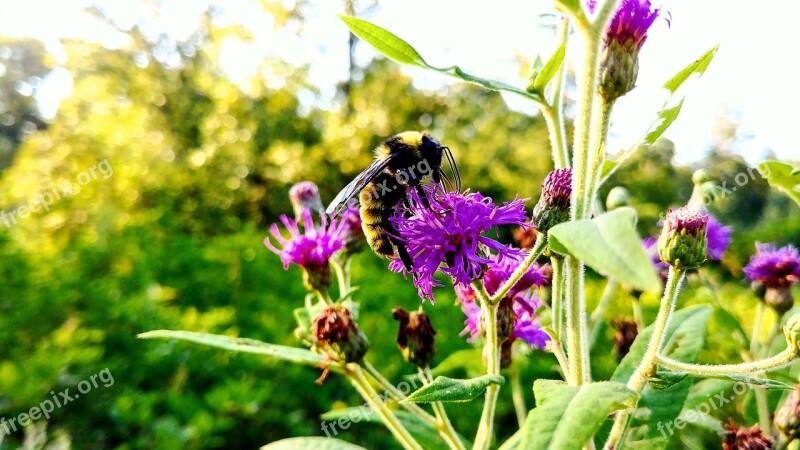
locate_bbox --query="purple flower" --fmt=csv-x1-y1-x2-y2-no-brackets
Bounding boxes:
264,209,345,271
744,243,800,289
289,181,324,219
460,292,549,349
606,0,661,50
454,253,551,302
706,215,732,260
340,206,366,254
390,185,529,303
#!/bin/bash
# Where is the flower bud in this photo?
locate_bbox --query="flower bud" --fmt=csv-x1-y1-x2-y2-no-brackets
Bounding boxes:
289,181,324,219
784,313,800,356
605,186,630,210
766,287,795,316
751,281,767,300
497,297,516,341
532,168,572,233
722,419,773,450
775,386,800,442
692,169,713,186
657,207,709,270
311,305,368,363
392,307,437,368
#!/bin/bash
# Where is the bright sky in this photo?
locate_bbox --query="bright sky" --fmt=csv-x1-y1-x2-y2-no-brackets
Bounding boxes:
1,0,799,164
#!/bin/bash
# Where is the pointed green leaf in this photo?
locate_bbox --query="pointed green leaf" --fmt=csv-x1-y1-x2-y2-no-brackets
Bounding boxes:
548,208,661,293
759,161,800,207
261,437,368,450
531,43,566,93
518,380,638,450
320,408,470,450
644,98,684,145
138,330,329,367
339,16,427,67
402,375,504,403
663,45,719,93
656,370,795,391
610,305,712,449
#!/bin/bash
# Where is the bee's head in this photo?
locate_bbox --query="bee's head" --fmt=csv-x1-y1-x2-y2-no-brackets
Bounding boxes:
420,133,461,192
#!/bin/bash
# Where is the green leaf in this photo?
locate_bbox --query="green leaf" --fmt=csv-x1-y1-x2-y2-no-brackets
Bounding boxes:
610,305,712,449
402,375,504,403
338,16,427,67
548,208,661,293
517,380,638,450
320,408,470,450
261,437,368,450
430,348,483,376
531,43,566,94
644,98,684,145
339,16,544,104
759,161,800,207
663,45,719,93
138,330,329,367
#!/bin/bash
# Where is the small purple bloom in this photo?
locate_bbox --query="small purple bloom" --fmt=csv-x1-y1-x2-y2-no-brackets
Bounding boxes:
606,0,661,50
663,207,708,237
455,253,551,302
340,206,366,253
744,243,800,289
460,292,549,349
289,181,324,218
264,209,345,271
390,184,529,303
706,214,732,260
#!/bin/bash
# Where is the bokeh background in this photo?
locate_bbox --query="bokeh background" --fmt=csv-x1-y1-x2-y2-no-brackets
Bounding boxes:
1,0,799,448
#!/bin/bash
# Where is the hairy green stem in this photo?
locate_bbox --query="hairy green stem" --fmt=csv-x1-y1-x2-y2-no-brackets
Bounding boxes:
551,256,566,340
473,296,501,450
509,367,527,428
361,361,437,427
656,348,798,376
550,18,571,169
748,302,772,431
347,364,423,450
491,233,546,304
420,367,466,450
586,100,615,217
566,256,590,385
604,267,685,449
751,303,766,355
632,297,645,330
543,328,571,380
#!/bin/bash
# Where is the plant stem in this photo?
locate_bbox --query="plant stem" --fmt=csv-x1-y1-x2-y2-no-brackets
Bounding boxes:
750,303,774,432
346,364,423,450
509,367,527,428
631,296,645,331
473,297,501,450
586,100,615,216
550,18,571,169
604,267,685,450
565,256,590,385
361,361,438,427
551,256,566,340
491,233,546,304
656,348,797,376
420,367,466,450
751,302,766,355
543,328,571,380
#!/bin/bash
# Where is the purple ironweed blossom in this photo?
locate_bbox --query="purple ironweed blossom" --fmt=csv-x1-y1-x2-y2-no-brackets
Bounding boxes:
599,0,662,101
460,292,549,349
389,184,529,303
657,207,709,270
706,214,732,260
289,181,324,219
264,209,345,291
744,244,800,289
532,168,572,233
454,253,551,303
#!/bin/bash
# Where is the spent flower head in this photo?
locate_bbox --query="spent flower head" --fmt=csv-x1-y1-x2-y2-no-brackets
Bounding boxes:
722,419,773,450
599,0,662,102
311,305,368,363
390,184,529,303
264,209,345,291
392,307,437,368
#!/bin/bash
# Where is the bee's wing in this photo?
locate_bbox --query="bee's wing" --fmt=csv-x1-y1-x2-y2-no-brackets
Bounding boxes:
326,157,393,216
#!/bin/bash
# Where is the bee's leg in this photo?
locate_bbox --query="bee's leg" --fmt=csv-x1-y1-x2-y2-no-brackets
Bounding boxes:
415,185,432,210
383,220,414,271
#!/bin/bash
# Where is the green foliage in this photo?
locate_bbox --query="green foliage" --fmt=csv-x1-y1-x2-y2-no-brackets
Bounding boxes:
760,161,800,207
518,380,638,450
261,437,369,450
403,375,504,403
549,208,661,293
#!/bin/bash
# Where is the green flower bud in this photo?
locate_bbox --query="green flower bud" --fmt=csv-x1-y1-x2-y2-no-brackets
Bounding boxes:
598,39,639,103
657,207,709,270
692,169,713,186
775,386,800,442
392,307,437,368
784,313,800,356
532,168,572,233
605,186,630,210
766,287,795,316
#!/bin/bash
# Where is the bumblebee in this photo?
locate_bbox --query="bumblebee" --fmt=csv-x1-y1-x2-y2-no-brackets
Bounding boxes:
326,131,460,270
